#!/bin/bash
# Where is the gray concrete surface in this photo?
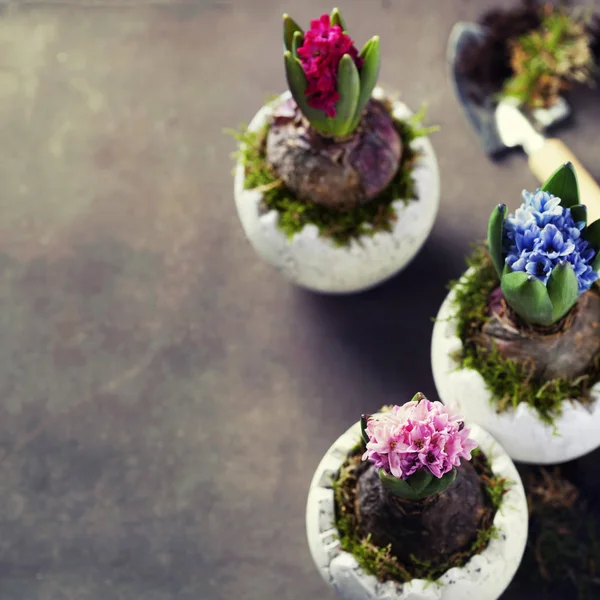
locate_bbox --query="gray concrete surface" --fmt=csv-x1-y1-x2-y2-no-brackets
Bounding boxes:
0,1,599,599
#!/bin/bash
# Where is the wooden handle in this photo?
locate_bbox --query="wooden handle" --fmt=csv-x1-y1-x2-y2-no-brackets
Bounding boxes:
529,138,600,223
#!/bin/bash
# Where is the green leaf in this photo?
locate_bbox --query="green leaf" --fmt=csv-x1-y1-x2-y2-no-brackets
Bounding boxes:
410,392,426,404
291,30,304,58
379,470,420,501
487,204,507,279
283,51,331,135
540,162,579,209
501,271,554,326
380,468,458,501
547,262,579,322
283,14,303,53
593,253,600,273
570,204,587,226
360,414,370,445
422,469,457,497
330,54,360,137
405,469,433,494
330,7,346,31
583,219,600,252
348,36,381,132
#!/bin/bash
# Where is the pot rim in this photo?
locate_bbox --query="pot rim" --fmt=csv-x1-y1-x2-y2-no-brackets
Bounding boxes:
306,419,528,599
438,266,600,414
233,86,440,252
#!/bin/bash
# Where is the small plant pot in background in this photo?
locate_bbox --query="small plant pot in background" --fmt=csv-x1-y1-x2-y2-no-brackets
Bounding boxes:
431,271,600,465
233,87,440,294
306,419,527,600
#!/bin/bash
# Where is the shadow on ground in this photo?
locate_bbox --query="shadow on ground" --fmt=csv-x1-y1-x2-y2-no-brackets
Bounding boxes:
292,229,469,408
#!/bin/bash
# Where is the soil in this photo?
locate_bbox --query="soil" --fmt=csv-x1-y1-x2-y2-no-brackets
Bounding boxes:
357,460,485,564
336,447,497,573
458,0,542,98
458,0,600,102
509,464,600,599
473,286,600,382
265,97,402,210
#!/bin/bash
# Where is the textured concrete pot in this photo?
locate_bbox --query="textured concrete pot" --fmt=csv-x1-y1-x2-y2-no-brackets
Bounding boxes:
234,87,440,294
431,269,600,465
306,420,527,600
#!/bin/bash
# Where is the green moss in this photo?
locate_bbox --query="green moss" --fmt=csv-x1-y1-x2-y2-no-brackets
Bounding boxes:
499,5,595,109
449,244,600,426
470,446,512,512
347,438,365,457
448,245,499,345
228,102,437,246
484,476,510,512
332,440,506,584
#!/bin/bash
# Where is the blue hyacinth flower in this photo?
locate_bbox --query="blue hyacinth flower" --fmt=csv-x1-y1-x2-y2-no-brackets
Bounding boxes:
524,252,554,284
536,224,575,260
487,163,600,326
522,190,562,227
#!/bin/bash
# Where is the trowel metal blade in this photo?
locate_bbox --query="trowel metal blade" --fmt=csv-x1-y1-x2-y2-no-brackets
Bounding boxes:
447,21,572,159
446,21,507,158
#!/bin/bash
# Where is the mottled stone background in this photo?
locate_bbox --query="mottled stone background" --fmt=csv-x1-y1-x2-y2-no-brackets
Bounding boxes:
0,0,598,599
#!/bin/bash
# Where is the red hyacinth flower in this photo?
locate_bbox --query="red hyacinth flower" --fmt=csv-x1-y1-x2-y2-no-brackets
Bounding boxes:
296,14,364,118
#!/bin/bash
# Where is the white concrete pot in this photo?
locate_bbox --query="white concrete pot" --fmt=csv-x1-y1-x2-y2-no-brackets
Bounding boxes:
306,420,527,600
234,87,440,294
431,269,600,465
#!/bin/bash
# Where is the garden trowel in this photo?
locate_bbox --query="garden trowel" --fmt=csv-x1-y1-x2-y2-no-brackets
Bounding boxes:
447,21,600,222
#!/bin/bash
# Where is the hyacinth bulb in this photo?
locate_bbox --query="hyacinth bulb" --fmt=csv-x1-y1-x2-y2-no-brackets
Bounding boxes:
487,162,600,327
360,393,478,502
282,8,380,138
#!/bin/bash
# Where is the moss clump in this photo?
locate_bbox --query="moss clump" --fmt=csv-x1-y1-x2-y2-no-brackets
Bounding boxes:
229,102,436,246
449,244,600,425
450,245,499,344
500,4,596,109
331,441,508,584
518,467,600,599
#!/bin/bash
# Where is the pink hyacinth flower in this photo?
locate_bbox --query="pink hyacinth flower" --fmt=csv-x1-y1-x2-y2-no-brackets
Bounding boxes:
362,396,478,480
